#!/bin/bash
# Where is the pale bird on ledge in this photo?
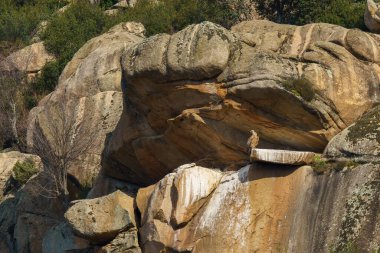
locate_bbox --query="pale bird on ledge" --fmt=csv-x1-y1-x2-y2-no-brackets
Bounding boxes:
247,130,259,154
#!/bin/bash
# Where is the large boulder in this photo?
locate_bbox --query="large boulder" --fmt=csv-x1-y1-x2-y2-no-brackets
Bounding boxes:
42,223,91,253
138,162,380,252
65,190,137,244
103,20,380,185
98,228,141,253
27,22,145,187
0,173,66,253
325,105,380,161
365,0,380,33
0,42,55,80
0,151,41,199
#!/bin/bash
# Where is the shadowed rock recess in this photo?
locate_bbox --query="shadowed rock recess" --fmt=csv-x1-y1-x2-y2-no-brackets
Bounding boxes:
104,20,380,185
1,19,380,253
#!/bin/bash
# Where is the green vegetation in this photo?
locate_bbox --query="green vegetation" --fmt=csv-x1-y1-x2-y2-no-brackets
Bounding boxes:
330,242,361,253
100,0,119,9
12,158,39,185
255,0,366,29
311,154,327,173
0,0,64,54
42,1,108,63
282,78,316,102
312,155,359,174
113,0,239,36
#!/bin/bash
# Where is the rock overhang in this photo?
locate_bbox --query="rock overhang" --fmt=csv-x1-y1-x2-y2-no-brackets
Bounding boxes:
102,20,380,185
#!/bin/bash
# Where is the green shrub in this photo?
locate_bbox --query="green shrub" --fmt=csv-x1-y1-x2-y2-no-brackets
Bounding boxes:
312,154,328,173
0,0,64,47
100,0,119,9
12,158,39,185
109,0,239,36
42,1,108,62
255,0,366,29
31,60,65,94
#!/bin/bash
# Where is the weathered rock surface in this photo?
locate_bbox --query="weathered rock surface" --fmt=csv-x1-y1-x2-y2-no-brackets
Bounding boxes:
250,148,316,165
42,223,91,253
65,190,136,244
0,42,55,79
365,0,380,33
27,22,145,186
0,151,41,199
99,228,141,253
104,20,380,185
0,173,66,253
325,105,380,161
87,171,139,199
139,162,379,252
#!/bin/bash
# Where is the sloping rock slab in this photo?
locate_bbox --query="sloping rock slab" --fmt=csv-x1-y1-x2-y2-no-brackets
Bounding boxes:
250,148,316,165
65,190,136,244
0,151,41,198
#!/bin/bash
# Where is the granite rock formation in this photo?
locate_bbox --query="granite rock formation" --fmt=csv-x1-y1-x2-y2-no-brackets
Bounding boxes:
365,0,380,33
104,20,380,185
27,22,145,186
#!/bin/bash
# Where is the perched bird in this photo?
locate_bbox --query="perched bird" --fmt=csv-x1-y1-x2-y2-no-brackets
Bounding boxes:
247,130,259,154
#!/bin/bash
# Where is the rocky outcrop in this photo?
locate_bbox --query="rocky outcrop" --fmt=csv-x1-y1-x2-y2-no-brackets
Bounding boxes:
27,22,145,187
104,20,380,185
138,162,379,252
42,223,91,253
0,42,55,79
325,105,380,161
65,190,137,244
365,0,380,33
99,228,141,253
0,151,41,199
0,173,66,253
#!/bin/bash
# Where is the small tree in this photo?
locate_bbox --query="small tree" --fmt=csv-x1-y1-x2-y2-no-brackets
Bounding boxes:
0,71,28,150
31,100,97,203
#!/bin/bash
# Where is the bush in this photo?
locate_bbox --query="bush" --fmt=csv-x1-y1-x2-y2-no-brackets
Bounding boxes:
312,155,328,173
255,0,366,29
100,0,119,9
42,1,108,63
0,0,64,48
12,158,39,185
31,60,65,94
108,0,239,36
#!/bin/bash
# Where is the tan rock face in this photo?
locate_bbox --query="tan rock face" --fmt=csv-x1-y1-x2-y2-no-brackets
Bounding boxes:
104,21,380,185
325,105,380,161
99,228,141,253
0,42,55,74
139,163,380,253
27,22,145,186
365,0,380,33
0,151,41,199
42,223,91,253
0,173,66,253
65,190,136,244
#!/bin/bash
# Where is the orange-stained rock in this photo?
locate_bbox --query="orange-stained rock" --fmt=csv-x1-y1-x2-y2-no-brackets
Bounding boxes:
140,163,380,253
104,21,380,185
136,184,155,221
